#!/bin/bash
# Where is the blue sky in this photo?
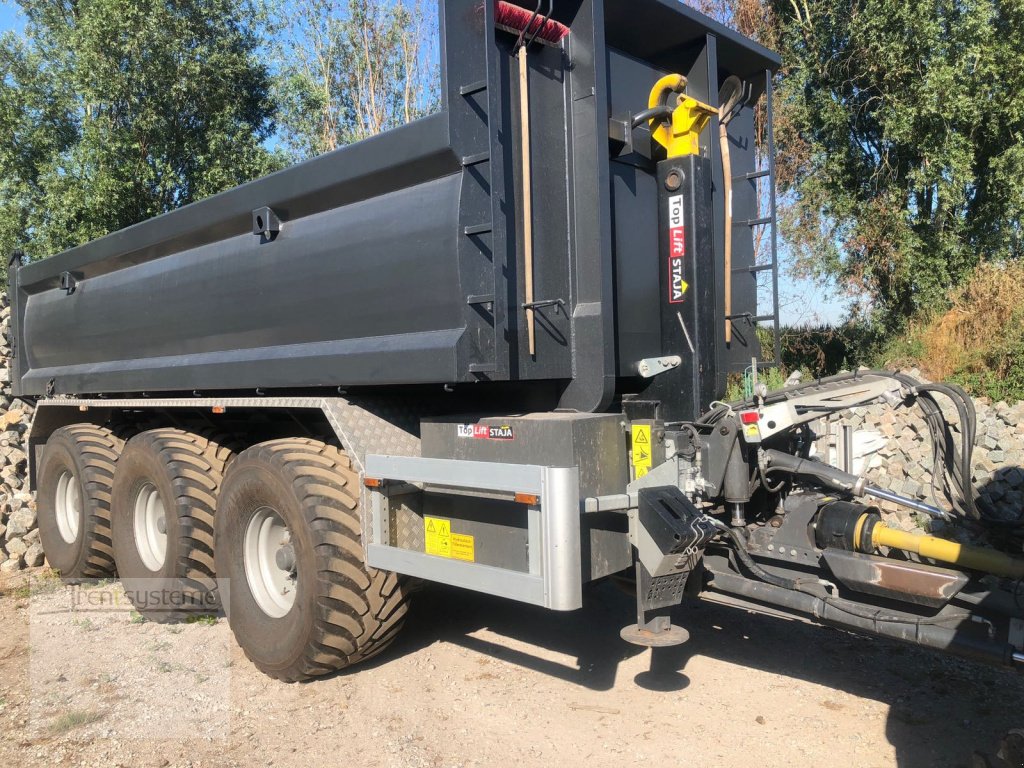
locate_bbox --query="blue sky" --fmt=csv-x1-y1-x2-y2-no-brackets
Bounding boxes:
0,2,20,32
0,0,848,326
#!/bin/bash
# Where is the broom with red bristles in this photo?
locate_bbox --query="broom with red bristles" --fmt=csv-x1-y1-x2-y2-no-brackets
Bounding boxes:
494,1,570,46
493,2,569,357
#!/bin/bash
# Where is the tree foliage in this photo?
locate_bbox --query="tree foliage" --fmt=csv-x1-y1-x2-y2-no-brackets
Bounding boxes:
770,0,1024,328
0,0,282,264
272,0,439,160
690,0,1024,331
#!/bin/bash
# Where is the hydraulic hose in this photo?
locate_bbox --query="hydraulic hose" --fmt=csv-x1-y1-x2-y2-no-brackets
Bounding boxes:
631,105,674,129
698,368,985,524
707,517,814,590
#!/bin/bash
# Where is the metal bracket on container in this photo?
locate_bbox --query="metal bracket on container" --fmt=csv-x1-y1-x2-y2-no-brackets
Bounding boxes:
522,297,566,315
636,356,681,378
59,272,77,295
252,207,281,240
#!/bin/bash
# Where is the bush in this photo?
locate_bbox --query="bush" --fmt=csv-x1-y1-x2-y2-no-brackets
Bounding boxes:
876,261,1024,401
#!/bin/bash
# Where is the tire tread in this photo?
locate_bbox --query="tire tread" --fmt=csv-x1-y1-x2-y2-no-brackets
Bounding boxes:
235,438,409,681
53,424,124,577
131,428,233,591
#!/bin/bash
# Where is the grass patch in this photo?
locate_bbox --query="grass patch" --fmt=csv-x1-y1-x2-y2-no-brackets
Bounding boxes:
725,365,791,402
47,708,105,736
129,611,147,625
72,618,98,632
31,569,64,595
185,614,218,626
8,584,32,600
1,568,64,600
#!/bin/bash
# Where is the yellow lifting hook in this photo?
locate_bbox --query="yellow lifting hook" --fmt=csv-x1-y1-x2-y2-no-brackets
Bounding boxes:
647,74,718,158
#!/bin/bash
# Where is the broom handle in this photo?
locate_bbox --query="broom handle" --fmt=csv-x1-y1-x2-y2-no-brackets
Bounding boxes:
519,45,536,358
720,120,733,346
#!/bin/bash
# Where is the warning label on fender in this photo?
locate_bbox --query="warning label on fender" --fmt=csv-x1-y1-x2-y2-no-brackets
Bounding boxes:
424,517,451,557
667,194,688,304
424,516,475,562
631,424,653,479
450,533,475,562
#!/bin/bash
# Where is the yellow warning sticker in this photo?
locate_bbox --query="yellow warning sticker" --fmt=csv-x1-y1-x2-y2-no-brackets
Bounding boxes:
451,533,476,562
631,424,653,479
424,516,451,558
424,518,476,562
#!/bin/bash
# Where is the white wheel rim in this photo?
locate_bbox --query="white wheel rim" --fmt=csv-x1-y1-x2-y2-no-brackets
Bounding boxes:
54,470,82,544
133,483,168,571
244,507,297,618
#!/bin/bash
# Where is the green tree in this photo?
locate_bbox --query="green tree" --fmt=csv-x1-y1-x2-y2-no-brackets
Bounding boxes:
0,0,283,269
273,0,438,160
688,0,1024,331
766,0,1024,329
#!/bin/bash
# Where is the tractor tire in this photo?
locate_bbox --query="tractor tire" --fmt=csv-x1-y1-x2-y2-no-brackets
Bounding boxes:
215,438,409,681
37,424,124,581
111,428,233,621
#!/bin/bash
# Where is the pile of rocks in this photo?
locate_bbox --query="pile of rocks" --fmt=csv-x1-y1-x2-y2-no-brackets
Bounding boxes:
832,369,1024,528
0,294,39,573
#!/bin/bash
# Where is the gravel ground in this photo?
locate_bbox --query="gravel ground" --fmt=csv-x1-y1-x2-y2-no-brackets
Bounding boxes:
0,568,1022,768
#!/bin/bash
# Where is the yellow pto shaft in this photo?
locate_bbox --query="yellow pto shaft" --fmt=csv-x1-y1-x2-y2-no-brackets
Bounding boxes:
870,522,1024,580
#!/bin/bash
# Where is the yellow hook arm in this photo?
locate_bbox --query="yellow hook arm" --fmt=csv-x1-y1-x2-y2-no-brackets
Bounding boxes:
648,74,718,158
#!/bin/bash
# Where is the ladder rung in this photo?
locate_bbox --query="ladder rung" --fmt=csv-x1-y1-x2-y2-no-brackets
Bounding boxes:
464,223,492,236
733,264,776,274
734,169,770,181
734,216,772,227
459,80,487,96
466,294,495,306
461,152,489,167
469,363,497,373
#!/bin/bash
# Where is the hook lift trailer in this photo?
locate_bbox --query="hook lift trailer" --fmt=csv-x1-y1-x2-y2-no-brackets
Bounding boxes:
10,0,1024,681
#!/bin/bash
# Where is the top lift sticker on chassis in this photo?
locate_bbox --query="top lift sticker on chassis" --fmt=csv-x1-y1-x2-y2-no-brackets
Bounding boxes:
457,424,515,440
667,194,689,304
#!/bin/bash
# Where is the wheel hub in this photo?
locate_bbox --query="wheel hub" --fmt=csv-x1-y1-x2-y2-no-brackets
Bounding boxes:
244,507,297,618
133,483,168,571
275,543,296,574
54,470,82,545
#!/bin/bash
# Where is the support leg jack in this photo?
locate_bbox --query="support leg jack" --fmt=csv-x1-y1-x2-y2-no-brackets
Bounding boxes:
620,561,690,647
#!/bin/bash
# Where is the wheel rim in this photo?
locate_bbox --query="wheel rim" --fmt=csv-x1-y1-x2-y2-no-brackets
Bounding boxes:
133,483,168,571
54,470,82,544
243,507,297,618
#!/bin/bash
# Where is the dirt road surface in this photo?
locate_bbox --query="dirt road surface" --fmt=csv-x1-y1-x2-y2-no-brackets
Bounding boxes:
0,569,1021,768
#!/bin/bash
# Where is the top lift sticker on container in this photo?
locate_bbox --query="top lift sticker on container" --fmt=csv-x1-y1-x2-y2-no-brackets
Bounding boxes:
667,194,689,304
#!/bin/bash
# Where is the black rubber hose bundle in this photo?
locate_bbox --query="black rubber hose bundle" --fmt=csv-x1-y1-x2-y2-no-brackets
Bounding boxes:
695,369,990,524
